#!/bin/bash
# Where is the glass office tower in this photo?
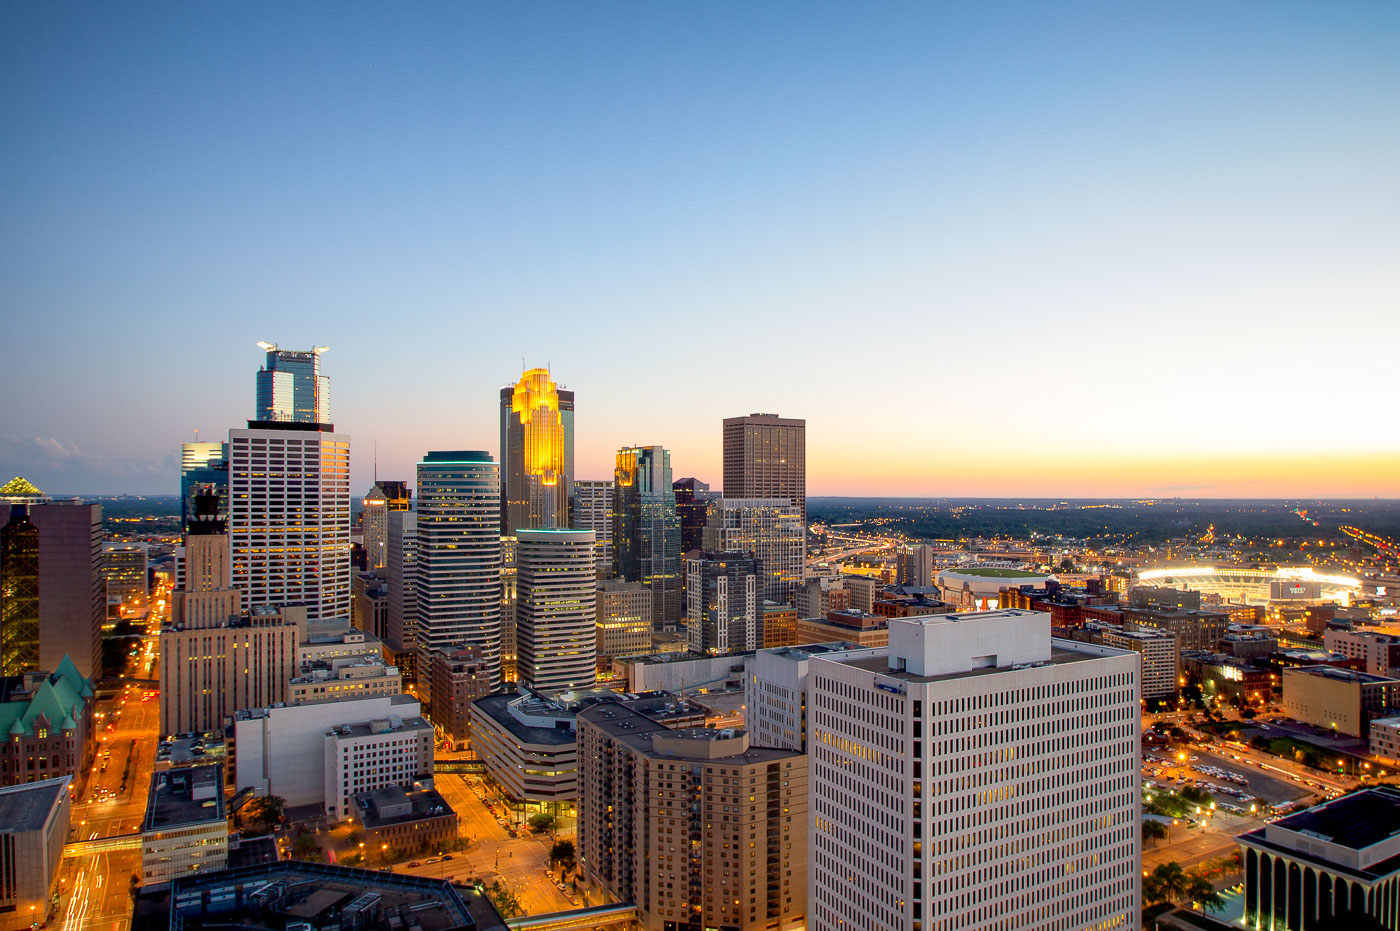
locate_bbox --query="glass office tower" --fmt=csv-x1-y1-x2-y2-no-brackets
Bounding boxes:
613,446,682,632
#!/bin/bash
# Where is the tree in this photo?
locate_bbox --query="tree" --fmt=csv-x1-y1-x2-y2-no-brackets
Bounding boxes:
292,833,320,861
528,812,558,834
244,795,285,830
1142,820,1169,846
1186,874,1225,912
1179,786,1213,808
550,839,576,872
489,880,524,918
1144,862,1189,906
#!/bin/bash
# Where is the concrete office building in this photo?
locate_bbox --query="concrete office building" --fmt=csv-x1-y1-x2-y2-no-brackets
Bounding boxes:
233,692,421,810
1370,716,1400,763
1123,606,1229,653
595,580,652,669
415,452,502,697
288,654,401,705
842,575,880,614
571,480,614,577
897,544,936,587
351,570,388,641
578,704,808,931
516,529,596,693
323,714,434,821
469,692,580,815
722,413,806,522
794,575,848,621
0,498,103,681
793,609,888,648
1093,623,1180,701
0,776,70,930
686,552,761,655
745,642,881,752
614,446,682,631
141,766,228,886
428,646,493,750
1282,666,1400,737
384,510,418,677
500,368,574,533
1324,628,1400,678
1238,786,1400,930
807,609,1141,931
702,497,805,606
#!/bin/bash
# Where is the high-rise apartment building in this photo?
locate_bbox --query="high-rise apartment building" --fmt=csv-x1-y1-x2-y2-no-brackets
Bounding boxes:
703,497,805,606
0,500,103,681
805,609,1141,931
722,413,806,521
500,368,574,533
415,452,502,696
516,529,596,693
614,446,682,632
578,703,808,931
672,478,716,554
161,490,303,735
686,552,761,655
571,480,614,577
428,645,493,750
897,543,935,587
253,343,331,425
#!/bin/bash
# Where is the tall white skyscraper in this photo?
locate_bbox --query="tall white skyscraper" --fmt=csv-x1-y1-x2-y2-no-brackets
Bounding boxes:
702,497,806,606
571,479,614,577
516,529,596,692
805,609,1141,931
228,348,350,624
415,451,502,695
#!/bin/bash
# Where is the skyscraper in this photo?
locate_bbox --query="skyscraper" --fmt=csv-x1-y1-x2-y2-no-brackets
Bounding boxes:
384,511,418,676
499,368,574,533
515,529,596,692
613,446,682,632
360,481,408,571
571,480,614,578
0,506,40,675
685,551,761,655
806,610,1141,930
702,497,805,606
415,451,502,696
672,478,716,554
722,413,806,521
253,343,330,425
229,345,350,625
179,442,228,527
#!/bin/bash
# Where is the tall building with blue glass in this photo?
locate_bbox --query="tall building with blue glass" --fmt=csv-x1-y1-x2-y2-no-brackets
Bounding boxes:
613,446,682,632
254,343,331,425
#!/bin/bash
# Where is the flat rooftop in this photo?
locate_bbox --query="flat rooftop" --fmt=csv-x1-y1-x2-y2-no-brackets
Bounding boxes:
1290,665,1397,685
354,787,455,830
0,775,69,833
835,642,1104,685
472,693,576,746
621,649,754,666
579,703,798,764
139,861,504,931
144,766,224,832
326,714,431,740
1271,788,1400,851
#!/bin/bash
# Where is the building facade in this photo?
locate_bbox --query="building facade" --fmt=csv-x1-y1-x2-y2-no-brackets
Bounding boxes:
614,446,682,632
806,610,1141,931
0,776,70,931
253,344,330,425
571,479,615,577
415,451,502,696
500,368,574,533
686,552,761,655
578,704,808,931
1282,665,1400,737
384,510,417,676
595,580,652,668
672,478,716,554
323,714,434,821
516,529,596,693
427,646,492,750
141,766,228,886
702,497,805,606
722,413,806,521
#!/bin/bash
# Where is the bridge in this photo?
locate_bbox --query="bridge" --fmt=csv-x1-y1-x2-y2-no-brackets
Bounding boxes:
506,902,638,930
64,833,141,857
434,759,486,774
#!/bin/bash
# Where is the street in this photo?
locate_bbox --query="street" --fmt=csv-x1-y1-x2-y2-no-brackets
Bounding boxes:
57,636,161,931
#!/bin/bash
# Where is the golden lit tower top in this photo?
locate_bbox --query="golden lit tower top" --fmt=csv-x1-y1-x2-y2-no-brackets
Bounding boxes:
500,367,575,533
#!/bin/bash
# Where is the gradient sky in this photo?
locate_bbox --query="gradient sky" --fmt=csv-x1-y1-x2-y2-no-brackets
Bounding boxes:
2,2,1397,498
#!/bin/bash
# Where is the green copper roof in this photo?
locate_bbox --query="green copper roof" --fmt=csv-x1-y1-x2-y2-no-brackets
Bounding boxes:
0,476,44,496
0,655,91,739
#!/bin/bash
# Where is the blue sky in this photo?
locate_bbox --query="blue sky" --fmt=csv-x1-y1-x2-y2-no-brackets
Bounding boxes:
2,2,1397,496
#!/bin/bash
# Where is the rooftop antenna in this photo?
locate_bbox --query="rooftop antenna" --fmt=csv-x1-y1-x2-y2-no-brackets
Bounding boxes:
194,428,199,442
374,441,378,483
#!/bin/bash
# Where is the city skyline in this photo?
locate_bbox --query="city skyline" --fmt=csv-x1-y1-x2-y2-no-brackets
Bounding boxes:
2,3,1398,498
